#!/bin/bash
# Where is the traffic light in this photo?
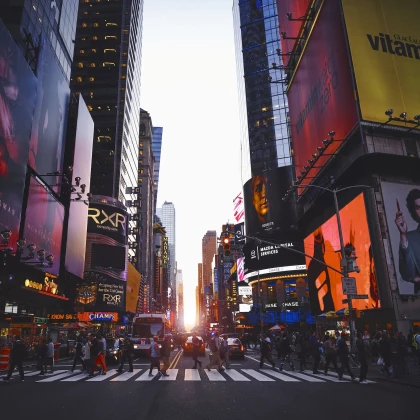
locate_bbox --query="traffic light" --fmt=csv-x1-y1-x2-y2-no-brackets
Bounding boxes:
223,235,231,256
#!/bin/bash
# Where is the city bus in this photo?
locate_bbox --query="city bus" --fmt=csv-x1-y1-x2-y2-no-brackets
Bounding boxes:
131,313,171,356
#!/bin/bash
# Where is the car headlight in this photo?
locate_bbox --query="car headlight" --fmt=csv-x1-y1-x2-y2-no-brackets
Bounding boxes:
158,344,162,348
113,350,118,354
134,345,138,349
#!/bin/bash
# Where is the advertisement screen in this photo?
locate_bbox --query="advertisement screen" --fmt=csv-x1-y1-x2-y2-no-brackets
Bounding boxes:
29,36,70,191
23,176,65,276
381,182,420,295
237,257,245,282
233,192,245,224
287,0,358,193
243,166,296,236
276,0,311,67
126,263,141,312
64,94,94,277
0,20,37,250
304,194,380,314
342,0,420,126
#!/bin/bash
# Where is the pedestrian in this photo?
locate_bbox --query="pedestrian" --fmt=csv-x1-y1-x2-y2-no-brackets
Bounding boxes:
371,332,381,365
84,335,94,377
117,334,133,373
337,332,355,381
206,332,223,372
356,332,368,384
191,332,202,369
149,336,162,377
45,338,54,374
71,337,86,372
412,326,420,368
2,335,26,382
220,334,230,369
309,331,321,374
279,332,295,371
37,339,47,376
323,335,339,375
93,334,106,375
160,334,171,377
259,334,277,370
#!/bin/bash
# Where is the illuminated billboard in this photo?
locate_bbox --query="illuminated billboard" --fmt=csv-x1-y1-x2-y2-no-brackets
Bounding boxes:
64,94,94,278
0,20,37,250
126,263,141,312
381,182,420,295
23,176,65,276
304,193,380,314
243,166,296,236
233,192,245,223
342,0,420,126
29,36,70,193
276,0,311,67
287,0,358,192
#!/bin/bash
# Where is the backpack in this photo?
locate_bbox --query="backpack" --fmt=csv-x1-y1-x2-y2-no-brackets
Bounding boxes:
209,337,218,353
324,339,336,355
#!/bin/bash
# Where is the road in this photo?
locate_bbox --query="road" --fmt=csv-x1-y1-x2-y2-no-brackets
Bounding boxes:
1,347,416,420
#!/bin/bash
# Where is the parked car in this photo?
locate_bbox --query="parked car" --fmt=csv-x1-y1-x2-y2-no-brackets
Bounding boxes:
183,336,205,357
222,337,245,359
105,338,120,364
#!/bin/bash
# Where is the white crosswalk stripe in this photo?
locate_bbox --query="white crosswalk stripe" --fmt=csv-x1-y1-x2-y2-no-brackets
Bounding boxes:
18,368,377,384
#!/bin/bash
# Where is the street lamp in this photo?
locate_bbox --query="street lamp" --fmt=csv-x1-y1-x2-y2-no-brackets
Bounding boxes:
285,184,371,348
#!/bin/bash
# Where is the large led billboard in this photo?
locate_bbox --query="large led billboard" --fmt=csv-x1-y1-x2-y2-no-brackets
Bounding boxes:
342,0,420,127
381,182,420,295
64,94,94,278
29,36,70,193
287,0,358,193
243,166,296,236
0,20,37,250
23,176,65,276
304,194,380,314
276,0,311,67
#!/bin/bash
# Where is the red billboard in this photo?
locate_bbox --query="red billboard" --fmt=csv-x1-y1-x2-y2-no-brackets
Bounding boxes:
304,193,380,315
23,176,65,276
276,0,311,67
287,0,358,192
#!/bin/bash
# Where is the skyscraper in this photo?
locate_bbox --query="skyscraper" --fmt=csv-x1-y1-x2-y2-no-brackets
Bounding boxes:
176,269,184,331
71,0,143,207
233,0,291,177
152,127,163,213
202,231,217,288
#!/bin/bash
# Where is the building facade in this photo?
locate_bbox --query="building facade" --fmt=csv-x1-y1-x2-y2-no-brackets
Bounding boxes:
202,231,217,288
152,126,163,213
176,269,184,331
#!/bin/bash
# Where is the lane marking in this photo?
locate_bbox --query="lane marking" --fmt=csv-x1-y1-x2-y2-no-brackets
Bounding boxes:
159,369,178,381
135,370,157,381
241,369,275,381
24,370,67,377
86,369,119,381
224,369,251,381
37,370,82,382
204,369,226,381
111,369,141,381
278,370,325,382
61,372,91,382
308,372,346,382
262,370,300,382
184,369,201,381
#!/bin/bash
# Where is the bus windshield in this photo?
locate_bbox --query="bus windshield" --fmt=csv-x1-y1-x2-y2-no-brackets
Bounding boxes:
132,322,164,338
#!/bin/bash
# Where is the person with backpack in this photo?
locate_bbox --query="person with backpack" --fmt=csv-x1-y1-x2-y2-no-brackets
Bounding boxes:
356,332,368,384
71,337,86,372
220,334,230,370
279,332,295,371
191,332,203,369
37,339,48,376
323,335,339,375
149,336,162,377
3,335,26,382
337,332,355,381
309,331,321,374
259,334,277,370
206,332,223,372
117,334,134,373
160,334,171,377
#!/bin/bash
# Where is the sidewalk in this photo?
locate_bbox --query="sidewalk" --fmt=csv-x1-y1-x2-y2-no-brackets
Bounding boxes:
0,357,74,374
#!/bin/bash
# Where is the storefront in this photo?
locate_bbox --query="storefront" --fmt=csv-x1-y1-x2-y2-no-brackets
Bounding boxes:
78,312,123,337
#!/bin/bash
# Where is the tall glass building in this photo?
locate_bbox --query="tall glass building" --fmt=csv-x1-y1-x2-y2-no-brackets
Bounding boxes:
71,0,143,210
152,126,163,213
233,0,291,179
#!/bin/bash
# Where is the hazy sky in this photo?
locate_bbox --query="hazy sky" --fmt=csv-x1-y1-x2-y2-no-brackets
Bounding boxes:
141,0,242,327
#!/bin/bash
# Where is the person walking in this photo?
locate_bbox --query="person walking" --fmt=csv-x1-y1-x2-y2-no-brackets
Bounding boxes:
3,336,26,382
206,332,223,372
379,331,392,377
117,335,133,373
323,335,339,376
220,335,230,370
259,334,277,370
149,336,162,377
37,339,47,376
71,337,86,372
45,338,54,374
309,331,321,374
279,332,295,371
191,332,202,369
160,334,171,377
356,332,368,384
84,335,93,377
93,334,106,375
337,332,355,381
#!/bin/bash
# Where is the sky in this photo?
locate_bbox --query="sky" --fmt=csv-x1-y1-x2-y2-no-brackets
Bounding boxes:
141,0,243,327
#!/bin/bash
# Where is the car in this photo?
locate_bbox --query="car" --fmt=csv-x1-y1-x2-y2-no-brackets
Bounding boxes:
222,337,245,359
183,335,205,357
105,338,120,364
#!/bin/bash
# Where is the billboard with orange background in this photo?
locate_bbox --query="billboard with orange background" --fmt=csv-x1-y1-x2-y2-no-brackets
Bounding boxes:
304,193,380,314
342,0,420,126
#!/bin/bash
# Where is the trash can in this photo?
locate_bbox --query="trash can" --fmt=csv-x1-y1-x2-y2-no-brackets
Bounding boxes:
54,343,61,361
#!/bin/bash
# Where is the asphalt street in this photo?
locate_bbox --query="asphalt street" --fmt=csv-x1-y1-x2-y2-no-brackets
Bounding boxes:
1,348,416,420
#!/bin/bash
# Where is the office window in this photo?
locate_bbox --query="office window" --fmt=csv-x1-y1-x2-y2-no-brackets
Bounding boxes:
104,49,117,53
105,36,118,40
93,23,99,27
89,77,95,82
90,63,96,67
103,62,116,67
93,36,98,41
106,22,118,26
80,49,85,54
82,22,87,28
76,76,83,82
92,49,97,53
78,62,84,68
87,105,93,111
139,150,143,155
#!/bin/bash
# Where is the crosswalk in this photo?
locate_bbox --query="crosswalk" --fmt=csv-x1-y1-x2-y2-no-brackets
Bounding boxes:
3,368,376,384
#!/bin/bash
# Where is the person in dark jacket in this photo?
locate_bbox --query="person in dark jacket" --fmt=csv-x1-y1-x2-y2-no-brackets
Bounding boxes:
117,335,133,373
309,331,321,374
356,332,368,384
37,339,48,376
337,332,355,381
160,334,171,377
379,332,391,377
259,334,276,369
3,336,26,382
191,332,203,369
71,337,86,372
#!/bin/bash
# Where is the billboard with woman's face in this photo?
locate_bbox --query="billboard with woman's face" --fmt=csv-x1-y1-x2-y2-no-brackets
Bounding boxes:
243,166,296,237
0,20,37,250
304,194,380,314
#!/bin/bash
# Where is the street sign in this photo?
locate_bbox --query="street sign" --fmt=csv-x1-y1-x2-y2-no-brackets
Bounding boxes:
342,294,368,303
342,277,357,295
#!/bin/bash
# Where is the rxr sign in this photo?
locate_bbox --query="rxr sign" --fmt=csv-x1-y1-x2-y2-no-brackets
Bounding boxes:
88,208,126,230
103,294,122,305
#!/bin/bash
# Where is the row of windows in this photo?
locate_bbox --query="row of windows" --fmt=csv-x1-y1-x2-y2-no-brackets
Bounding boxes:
77,61,116,68
81,22,118,27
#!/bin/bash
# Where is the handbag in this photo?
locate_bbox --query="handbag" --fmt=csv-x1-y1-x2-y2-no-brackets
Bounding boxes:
377,357,384,366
